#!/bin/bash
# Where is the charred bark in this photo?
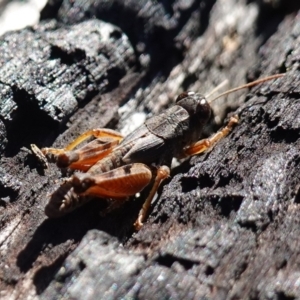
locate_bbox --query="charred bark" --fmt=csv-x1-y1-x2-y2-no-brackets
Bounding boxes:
0,0,299,299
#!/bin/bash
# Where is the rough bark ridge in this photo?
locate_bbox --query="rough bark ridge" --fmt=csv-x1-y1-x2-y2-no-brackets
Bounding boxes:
0,0,299,299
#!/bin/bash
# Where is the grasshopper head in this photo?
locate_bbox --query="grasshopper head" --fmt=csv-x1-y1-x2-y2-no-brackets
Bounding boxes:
176,91,212,127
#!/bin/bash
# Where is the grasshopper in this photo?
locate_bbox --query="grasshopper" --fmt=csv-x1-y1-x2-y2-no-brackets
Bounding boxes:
34,73,284,230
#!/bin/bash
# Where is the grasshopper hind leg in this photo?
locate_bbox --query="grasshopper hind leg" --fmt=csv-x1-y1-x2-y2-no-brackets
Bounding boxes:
71,163,153,199
45,181,92,218
134,165,170,230
38,128,123,171
45,163,154,220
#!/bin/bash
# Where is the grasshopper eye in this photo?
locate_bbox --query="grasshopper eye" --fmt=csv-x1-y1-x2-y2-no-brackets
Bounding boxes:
175,91,195,102
196,97,211,121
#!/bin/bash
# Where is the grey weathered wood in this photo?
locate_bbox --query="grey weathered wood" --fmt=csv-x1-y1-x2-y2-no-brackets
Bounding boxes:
0,0,299,299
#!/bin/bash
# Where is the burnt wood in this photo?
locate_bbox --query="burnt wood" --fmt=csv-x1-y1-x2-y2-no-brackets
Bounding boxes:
0,0,299,299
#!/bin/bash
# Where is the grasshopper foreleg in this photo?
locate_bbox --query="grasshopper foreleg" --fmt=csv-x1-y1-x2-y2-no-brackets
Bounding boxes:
182,115,239,157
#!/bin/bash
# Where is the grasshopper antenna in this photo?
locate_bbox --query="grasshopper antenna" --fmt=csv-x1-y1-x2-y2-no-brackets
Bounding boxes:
208,73,285,104
205,79,229,99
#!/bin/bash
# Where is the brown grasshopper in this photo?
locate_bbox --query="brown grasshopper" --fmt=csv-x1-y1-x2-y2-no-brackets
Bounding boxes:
34,73,284,230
